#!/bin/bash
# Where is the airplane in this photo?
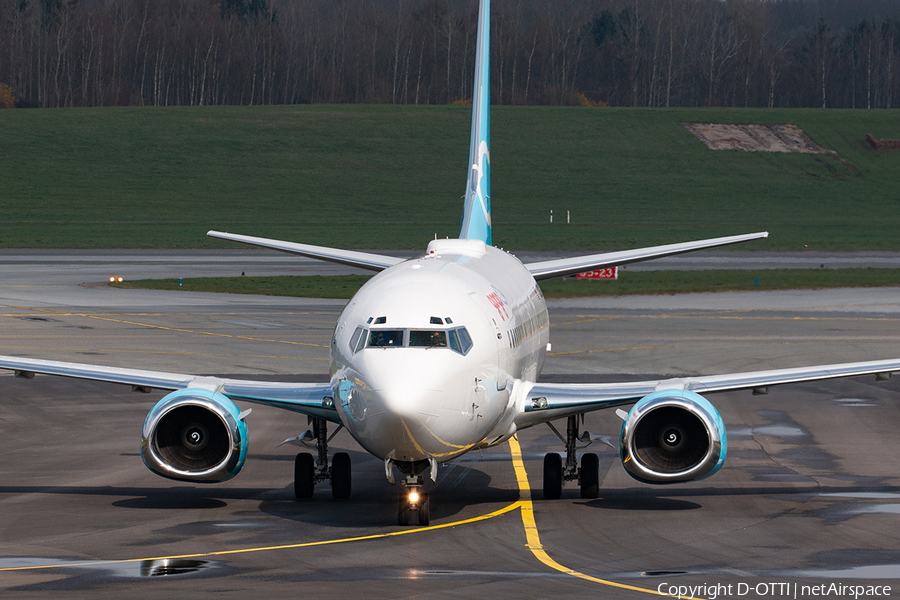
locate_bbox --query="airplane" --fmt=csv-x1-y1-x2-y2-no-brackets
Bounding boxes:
2,0,900,527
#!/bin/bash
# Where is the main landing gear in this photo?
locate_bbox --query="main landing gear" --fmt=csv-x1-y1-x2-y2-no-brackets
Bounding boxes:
542,414,600,500
293,417,351,500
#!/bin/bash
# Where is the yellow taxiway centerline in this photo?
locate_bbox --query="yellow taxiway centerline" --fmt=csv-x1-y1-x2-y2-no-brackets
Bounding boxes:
0,501,522,572
507,436,675,597
2,439,699,598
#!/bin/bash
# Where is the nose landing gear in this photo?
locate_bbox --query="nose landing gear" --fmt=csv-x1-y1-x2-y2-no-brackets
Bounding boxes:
389,459,434,526
398,485,430,526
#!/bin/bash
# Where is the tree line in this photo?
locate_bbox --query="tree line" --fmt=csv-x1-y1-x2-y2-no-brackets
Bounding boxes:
1,0,899,109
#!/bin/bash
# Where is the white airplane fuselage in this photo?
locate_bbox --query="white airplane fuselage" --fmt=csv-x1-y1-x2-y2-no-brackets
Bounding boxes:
330,238,549,464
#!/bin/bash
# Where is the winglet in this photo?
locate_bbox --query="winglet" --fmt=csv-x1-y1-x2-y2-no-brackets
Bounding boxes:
459,0,491,245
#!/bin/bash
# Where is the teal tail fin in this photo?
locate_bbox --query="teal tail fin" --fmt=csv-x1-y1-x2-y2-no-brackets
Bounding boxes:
459,0,491,245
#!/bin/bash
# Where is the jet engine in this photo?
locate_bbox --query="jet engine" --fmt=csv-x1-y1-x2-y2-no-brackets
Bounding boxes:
620,389,726,484
141,388,248,483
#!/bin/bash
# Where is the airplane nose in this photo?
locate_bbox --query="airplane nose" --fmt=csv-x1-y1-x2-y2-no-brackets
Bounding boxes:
383,384,437,420
339,349,485,462
369,373,440,420
356,353,449,420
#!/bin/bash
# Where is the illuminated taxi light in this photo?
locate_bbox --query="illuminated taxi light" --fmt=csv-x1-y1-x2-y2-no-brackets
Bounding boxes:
109,276,116,283
109,276,124,283
408,491,419,503
117,277,124,283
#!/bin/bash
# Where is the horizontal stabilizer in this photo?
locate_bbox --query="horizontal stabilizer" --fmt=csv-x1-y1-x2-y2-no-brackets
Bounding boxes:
525,231,769,280
208,231,405,272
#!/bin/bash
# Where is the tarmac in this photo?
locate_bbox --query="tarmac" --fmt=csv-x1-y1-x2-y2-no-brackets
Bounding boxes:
1,251,899,598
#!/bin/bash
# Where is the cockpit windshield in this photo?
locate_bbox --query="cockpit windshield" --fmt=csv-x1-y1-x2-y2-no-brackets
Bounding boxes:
409,330,447,348
359,326,472,355
368,329,404,347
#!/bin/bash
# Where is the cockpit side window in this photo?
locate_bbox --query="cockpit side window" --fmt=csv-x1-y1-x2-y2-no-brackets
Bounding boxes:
455,327,473,354
368,329,404,347
351,327,368,353
409,330,448,348
447,327,473,355
349,327,364,354
447,329,461,353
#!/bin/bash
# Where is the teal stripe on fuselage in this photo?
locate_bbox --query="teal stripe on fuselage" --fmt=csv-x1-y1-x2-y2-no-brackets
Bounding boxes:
459,0,491,245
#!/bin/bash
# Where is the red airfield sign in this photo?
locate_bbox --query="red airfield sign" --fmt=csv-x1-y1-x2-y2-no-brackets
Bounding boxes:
575,267,618,280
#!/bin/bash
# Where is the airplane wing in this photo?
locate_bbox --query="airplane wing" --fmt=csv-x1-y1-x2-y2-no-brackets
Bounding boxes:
0,355,339,423
524,231,769,280
515,357,900,428
207,231,406,272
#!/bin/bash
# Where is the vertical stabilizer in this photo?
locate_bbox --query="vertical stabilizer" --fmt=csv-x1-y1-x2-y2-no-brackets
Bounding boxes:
459,0,491,245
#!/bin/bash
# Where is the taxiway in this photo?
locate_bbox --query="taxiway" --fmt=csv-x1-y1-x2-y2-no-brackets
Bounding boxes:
1,253,899,598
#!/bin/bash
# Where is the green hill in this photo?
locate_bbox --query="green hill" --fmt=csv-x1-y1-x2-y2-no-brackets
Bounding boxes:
1,105,898,250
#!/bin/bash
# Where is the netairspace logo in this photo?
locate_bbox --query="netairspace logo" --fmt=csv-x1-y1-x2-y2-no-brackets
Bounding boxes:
657,582,892,600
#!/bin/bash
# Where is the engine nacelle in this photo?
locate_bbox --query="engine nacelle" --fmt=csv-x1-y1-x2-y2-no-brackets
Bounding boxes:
141,388,248,483
620,389,726,484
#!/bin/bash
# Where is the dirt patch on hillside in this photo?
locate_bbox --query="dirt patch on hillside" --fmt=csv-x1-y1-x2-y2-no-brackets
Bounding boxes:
682,123,826,153
865,134,900,151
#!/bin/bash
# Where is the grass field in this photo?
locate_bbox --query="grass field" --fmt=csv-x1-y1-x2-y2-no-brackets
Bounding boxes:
2,105,899,250
115,269,900,299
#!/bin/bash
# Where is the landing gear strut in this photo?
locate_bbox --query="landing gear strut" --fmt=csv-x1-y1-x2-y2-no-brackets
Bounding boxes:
293,417,351,499
542,414,599,499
